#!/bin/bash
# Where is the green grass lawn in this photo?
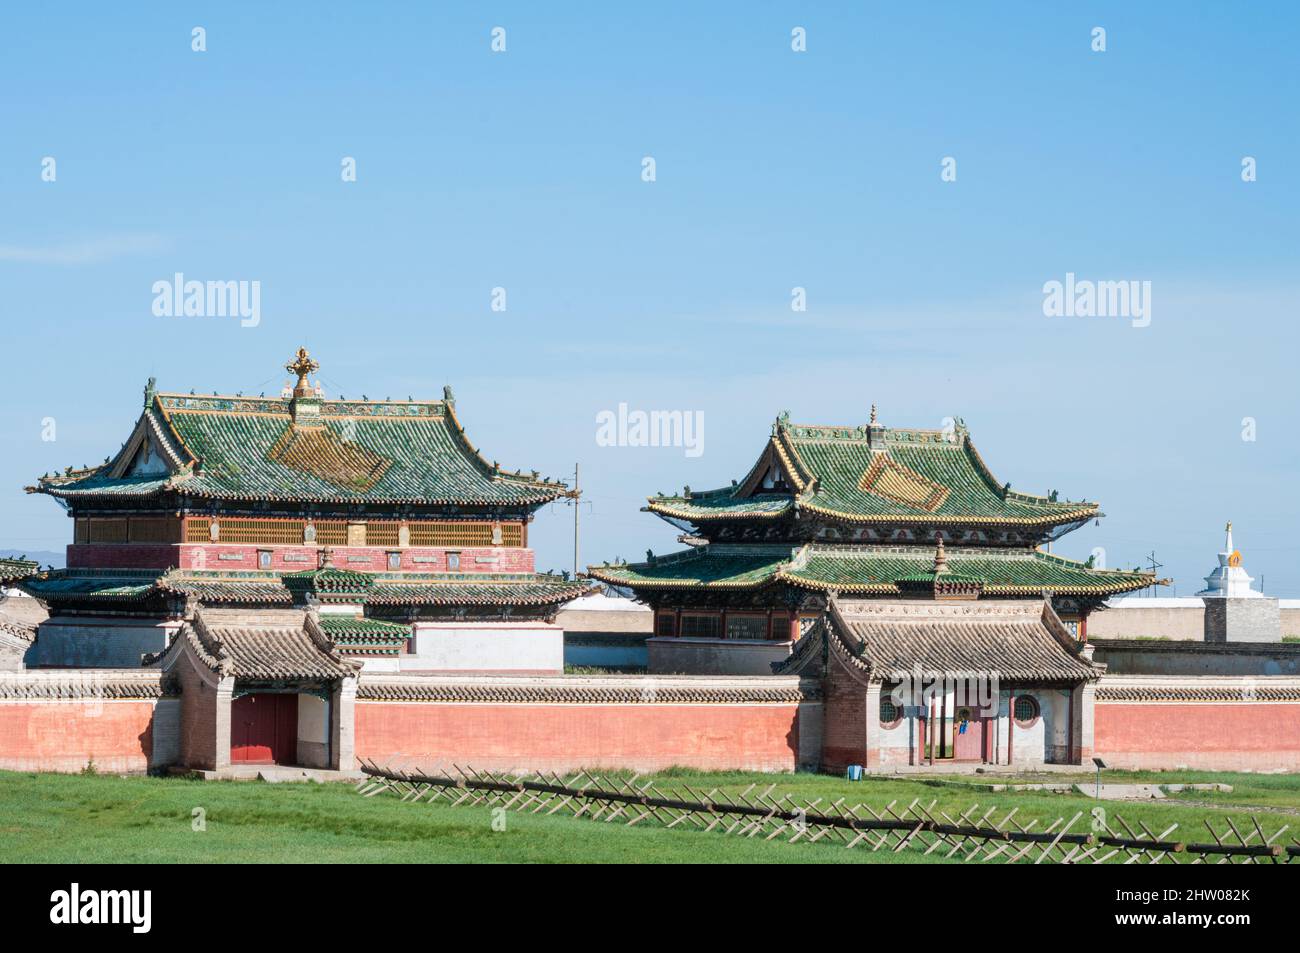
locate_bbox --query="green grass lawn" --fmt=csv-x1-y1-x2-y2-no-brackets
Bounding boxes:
1,767,1297,863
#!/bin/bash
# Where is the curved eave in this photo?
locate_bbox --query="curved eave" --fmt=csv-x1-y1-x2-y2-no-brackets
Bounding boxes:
644,499,793,522
166,587,294,605
441,400,572,496
796,500,1100,527
368,582,595,607
172,486,564,507
18,583,160,604
584,566,779,591
643,496,1098,528
31,482,172,501
777,571,1158,597
35,476,566,507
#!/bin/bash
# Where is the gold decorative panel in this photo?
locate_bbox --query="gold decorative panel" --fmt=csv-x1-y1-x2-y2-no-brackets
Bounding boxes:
267,424,393,493
859,456,950,512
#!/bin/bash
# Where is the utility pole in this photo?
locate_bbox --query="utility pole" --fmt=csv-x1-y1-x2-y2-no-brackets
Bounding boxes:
1145,550,1164,597
570,463,580,578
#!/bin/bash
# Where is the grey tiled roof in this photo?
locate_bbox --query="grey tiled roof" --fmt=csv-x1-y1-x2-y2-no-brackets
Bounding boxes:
804,598,1098,683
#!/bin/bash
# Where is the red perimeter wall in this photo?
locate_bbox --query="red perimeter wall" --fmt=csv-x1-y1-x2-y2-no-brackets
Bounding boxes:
356,702,803,773
11,696,1300,777
0,701,156,774
1095,702,1300,771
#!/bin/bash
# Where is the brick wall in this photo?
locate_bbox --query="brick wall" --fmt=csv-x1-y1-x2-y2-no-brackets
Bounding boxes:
355,701,806,773
820,656,868,772
1095,703,1300,771
175,657,219,770
0,700,157,773
68,544,177,569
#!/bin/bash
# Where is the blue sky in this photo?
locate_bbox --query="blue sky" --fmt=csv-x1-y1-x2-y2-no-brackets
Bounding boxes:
1,3,1297,593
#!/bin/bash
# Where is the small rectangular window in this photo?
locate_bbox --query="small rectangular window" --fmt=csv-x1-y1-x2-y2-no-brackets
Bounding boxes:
257,550,273,570
446,551,461,571
387,551,402,571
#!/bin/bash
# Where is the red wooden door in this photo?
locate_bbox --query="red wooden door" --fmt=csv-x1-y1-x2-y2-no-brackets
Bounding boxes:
953,706,984,762
231,694,299,765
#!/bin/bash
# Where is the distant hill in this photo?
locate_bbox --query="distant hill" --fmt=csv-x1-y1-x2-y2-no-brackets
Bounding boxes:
0,549,64,570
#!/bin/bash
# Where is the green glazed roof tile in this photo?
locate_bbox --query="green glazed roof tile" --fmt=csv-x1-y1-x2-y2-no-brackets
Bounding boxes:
589,545,1154,597
587,546,794,589
18,567,592,608
647,417,1099,528
32,392,567,507
0,557,40,582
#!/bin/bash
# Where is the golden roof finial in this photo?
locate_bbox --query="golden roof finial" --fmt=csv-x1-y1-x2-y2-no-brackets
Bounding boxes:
932,534,948,575
285,347,320,399
869,403,878,426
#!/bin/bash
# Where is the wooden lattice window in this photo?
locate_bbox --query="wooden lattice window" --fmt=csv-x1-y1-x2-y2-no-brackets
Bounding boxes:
725,614,768,641
680,614,721,639
1013,695,1040,727
366,522,401,547
74,519,89,544
177,517,517,547
655,612,677,638
408,522,495,547
213,519,305,545
312,521,348,545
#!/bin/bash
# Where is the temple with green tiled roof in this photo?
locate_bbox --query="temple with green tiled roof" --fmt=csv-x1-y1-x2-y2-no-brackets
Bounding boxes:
20,348,592,677
588,407,1160,676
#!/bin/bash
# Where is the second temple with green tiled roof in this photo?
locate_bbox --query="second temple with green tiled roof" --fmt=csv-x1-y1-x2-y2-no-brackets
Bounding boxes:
588,406,1158,675
20,348,591,674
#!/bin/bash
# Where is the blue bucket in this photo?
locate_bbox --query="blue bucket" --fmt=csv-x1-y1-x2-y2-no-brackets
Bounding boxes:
846,764,864,781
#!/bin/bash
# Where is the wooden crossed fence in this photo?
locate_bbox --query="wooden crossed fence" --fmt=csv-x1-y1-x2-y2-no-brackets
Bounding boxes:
356,760,1299,864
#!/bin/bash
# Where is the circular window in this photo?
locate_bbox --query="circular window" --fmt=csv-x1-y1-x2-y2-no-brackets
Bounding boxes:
879,696,903,729
1013,695,1040,726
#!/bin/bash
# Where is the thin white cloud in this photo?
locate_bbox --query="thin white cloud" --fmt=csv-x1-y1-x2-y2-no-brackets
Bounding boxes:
0,234,170,265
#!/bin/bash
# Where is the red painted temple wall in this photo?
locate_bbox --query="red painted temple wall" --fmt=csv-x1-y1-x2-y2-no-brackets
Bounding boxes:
9,688,1300,777
0,701,157,774
1094,702,1300,771
355,702,804,773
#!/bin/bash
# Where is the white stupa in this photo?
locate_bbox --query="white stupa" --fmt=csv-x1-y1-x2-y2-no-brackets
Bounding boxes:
1196,522,1262,599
